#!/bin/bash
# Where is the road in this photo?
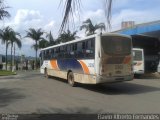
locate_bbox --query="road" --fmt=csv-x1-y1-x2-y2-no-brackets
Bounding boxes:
0,71,160,114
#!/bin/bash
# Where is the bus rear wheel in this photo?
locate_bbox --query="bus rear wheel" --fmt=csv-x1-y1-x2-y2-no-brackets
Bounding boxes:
67,72,76,87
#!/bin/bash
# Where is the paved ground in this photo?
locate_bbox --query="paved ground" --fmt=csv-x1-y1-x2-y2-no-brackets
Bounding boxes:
0,71,160,114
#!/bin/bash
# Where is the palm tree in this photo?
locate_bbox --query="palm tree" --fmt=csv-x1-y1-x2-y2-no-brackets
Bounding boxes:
80,18,106,36
46,31,55,46
39,39,49,49
9,31,21,71
0,26,12,70
0,0,10,20
57,29,78,43
60,0,112,32
25,28,44,69
95,23,106,33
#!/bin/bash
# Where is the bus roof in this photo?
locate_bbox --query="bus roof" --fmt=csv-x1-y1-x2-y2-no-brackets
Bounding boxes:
40,33,131,51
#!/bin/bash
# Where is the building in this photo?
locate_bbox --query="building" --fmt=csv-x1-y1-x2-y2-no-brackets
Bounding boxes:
121,21,135,29
114,20,160,73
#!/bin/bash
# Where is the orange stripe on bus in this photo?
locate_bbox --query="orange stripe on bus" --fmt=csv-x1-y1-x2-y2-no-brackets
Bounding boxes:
123,56,131,64
79,60,90,74
50,60,59,70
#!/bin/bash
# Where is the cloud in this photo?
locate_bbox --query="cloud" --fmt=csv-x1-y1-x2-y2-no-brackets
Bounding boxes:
0,9,57,56
4,9,57,43
4,9,43,35
44,20,56,32
4,9,57,36
82,9,105,23
14,9,43,24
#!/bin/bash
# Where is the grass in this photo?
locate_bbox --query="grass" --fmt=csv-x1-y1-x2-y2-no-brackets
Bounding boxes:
0,70,17,76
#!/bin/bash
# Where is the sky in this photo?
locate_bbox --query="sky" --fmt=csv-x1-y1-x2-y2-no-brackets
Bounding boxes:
0,0,160,57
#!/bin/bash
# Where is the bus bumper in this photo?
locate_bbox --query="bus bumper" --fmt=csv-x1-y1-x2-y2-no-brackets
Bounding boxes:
134,70,144,75
96,75,134,84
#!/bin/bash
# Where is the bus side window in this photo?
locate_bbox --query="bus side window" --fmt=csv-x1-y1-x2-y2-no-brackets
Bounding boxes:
74,43,78,58
60,46,64,58
43,51,45,60
55,47,59,58
66,45,71,58
51,49,54,59
77,42,84,58
74,43,77,51
82,42,85,49
46,50,49,60
48,50,51,59
64,45,67,58
85,38,95,59
70,44,75,58
91,38,95,48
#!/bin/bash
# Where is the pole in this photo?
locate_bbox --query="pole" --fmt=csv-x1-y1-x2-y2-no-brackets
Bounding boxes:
12,44,15,72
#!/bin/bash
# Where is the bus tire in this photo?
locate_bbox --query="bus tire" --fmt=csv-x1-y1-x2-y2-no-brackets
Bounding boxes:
45,68,49,78
67,72,76,87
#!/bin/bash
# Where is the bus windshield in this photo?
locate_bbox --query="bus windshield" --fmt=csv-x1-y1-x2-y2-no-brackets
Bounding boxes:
101,36,131,56
133,50,143,61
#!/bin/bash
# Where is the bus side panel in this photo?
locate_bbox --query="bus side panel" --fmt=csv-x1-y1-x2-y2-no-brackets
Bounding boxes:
41,59,97,84
40,60,50,74
48,69,67,79
48,68,97,84
74,73,97,84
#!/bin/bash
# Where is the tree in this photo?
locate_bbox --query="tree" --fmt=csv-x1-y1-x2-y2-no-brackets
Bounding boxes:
25,28,44,69
46,31,55,46
0,27,21,71
9,31,21,71
60,0,112,32
56,30,78,43
39,39,49,49
0,26,12,70
80,18,106,36
0,0,10,20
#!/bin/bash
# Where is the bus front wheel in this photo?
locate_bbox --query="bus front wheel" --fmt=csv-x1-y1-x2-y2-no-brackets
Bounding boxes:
67,72,76,87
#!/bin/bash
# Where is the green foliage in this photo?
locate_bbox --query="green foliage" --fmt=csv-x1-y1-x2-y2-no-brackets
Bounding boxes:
56,30,78,43
26,28,44,51
0,0,10,20
46,31,55,46
25,28,44,69
80,18,106,36
0,70,16,76
0,26,22,70
39,39,49,49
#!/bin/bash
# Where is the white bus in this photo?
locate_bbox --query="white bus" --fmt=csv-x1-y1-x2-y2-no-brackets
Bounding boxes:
133,48,145,75
40,33,133,86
